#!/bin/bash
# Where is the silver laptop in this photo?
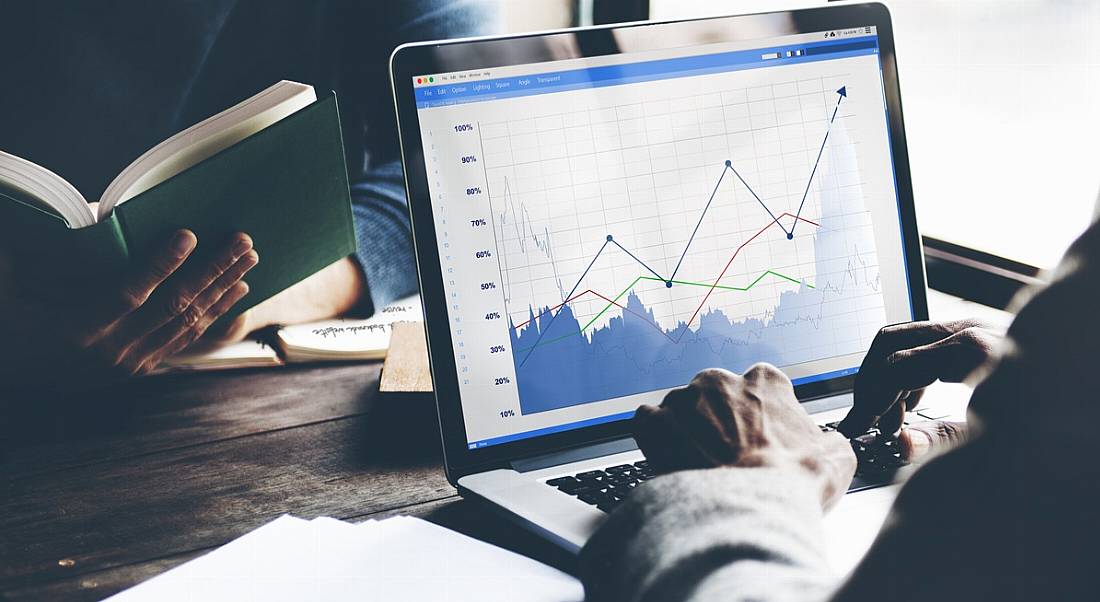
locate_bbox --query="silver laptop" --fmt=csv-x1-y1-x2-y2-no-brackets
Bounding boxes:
390,2,926,553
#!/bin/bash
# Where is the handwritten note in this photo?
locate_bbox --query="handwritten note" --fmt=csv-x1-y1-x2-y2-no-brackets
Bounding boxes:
312,323,389,339
276,295,422,361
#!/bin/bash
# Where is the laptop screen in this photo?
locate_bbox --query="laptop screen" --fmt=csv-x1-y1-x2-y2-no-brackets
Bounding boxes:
410,26,914,450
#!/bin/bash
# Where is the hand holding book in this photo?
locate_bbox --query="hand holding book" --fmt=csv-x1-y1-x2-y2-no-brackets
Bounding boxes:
0,229,257,386
0,81,356,331
0,81,359,388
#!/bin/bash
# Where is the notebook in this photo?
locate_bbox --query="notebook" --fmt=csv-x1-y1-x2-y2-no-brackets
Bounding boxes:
277,295,423,362
158,340,285,372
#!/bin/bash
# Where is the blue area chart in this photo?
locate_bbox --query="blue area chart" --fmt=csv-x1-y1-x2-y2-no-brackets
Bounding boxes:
508,239,879,414
505,88,885,415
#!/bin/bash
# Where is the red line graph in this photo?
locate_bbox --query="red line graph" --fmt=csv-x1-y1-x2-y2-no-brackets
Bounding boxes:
684,212,819,334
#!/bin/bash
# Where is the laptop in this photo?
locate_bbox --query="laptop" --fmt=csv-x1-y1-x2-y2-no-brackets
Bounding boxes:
390,2,927,553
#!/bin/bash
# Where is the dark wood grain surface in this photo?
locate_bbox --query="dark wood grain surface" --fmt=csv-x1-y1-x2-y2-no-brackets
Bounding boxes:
0,363,574,601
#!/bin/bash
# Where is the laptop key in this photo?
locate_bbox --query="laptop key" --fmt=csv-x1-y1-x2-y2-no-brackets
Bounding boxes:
578,492,604,505
546,476,578,487
576,470,606,480
584,491,617,505
556,480,582,494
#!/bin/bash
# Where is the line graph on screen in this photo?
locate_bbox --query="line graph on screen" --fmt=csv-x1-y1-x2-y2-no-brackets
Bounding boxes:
478,83,886,414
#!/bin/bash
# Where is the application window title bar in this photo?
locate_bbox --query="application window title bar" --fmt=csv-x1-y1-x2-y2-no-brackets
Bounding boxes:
414,34,879,109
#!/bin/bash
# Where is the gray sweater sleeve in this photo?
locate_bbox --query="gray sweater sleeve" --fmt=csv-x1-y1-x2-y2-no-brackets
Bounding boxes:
580,218,1100,601
580,467,836,602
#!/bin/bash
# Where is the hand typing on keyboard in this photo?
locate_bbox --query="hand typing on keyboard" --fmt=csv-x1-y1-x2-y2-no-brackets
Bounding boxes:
629,365,857,510
836,319,997,456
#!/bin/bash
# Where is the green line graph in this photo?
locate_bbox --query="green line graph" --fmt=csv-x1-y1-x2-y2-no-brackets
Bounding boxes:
518,269,814,353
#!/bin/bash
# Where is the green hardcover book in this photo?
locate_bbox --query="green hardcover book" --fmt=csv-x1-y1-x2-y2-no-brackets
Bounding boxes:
0,81,356,321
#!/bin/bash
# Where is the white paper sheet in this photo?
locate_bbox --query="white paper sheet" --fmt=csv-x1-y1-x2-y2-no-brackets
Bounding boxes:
107,514,583,602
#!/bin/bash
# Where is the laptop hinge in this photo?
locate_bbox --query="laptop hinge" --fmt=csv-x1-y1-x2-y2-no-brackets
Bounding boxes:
511,437,638,473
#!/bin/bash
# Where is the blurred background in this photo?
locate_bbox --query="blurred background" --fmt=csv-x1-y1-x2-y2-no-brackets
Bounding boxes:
501,0,1100,304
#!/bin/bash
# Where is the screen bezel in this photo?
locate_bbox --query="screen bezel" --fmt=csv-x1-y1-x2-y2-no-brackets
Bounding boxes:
390,2,928,483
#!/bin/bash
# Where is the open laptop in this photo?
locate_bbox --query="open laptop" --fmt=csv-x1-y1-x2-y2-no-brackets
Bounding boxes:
391,2,927,553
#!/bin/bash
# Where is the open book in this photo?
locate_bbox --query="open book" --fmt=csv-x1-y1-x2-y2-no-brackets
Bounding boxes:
0,81,356,321
158,296,424,371
0,81,316,228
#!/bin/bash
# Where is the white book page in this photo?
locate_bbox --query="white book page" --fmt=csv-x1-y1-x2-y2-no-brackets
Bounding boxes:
155,339,283,373
0,149,94,228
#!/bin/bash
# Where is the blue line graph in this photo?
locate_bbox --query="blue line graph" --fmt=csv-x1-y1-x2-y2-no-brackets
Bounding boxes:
793,86,846,235
670,166,729,281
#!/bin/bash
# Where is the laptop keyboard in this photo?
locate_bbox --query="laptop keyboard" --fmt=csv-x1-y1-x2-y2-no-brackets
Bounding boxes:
545,425,909,512
820,421,909,491
545,461,655,513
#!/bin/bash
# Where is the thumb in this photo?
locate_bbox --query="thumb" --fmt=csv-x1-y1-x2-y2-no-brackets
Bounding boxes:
899,421,967,461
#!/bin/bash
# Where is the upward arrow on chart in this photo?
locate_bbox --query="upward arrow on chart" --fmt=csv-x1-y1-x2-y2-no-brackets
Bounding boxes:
789,86,846,236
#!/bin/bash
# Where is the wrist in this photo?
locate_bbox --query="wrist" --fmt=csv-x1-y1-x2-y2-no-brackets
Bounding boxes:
238,258,365,331
900,420,968,461
735,435,856,509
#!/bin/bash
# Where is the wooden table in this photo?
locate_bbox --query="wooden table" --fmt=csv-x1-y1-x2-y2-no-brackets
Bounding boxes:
0,363,575,600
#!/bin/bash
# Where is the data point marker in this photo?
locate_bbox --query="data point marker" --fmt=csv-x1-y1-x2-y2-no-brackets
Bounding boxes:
665,281,673,288
724,159,732,167
787,232,794,240
606,234,613,241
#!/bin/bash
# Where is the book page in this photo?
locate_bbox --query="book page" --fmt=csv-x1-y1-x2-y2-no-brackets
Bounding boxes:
155,339,283,373
0,149,94,227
